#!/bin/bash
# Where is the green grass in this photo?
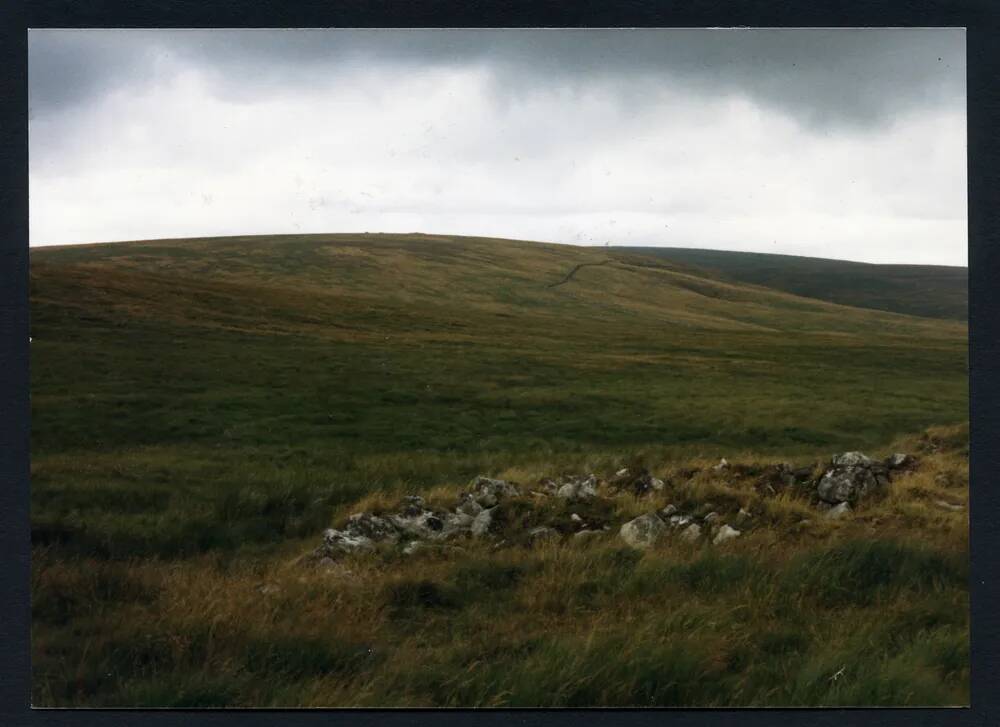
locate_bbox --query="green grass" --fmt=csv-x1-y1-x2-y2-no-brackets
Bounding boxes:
29,232,969,706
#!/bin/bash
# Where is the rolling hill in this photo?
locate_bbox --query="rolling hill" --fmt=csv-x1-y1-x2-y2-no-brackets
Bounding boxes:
610,246,967,321
29,233,969,707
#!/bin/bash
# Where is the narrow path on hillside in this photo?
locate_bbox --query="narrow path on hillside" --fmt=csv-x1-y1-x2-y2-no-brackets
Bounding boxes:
547,259,614,288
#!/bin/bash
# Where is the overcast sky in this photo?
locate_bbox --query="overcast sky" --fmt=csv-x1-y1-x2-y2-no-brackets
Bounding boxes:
28,28,966,265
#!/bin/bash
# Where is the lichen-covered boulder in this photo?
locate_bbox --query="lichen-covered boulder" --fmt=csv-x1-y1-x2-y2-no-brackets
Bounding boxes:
816,453,891,505
619,513,666,549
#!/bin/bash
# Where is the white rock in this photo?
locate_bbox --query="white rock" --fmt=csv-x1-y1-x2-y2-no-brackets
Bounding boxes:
712,525,741,545
934,500,964,512
470,507,494,537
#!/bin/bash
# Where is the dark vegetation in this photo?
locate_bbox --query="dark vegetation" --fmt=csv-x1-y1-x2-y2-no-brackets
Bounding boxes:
611,246,967,320
30,233,968,706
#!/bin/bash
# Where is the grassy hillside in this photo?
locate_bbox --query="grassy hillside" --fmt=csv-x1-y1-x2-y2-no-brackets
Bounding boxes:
29,232,969,706
610,246,968,321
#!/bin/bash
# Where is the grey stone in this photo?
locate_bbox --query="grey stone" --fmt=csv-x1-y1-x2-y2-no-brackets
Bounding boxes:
816,466,879,504
555,474,598,500
455,493,484,518
468,476,520,507
661,504,678,517
703,511,720,524
345,513,399,541
620,513,667,549
679,523,702,542
713,458,730,471
668,514,693,528
470,507,495,537
831,452,873,467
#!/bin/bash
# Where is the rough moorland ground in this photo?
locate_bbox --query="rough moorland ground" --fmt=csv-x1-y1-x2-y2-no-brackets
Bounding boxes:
29,233,969,707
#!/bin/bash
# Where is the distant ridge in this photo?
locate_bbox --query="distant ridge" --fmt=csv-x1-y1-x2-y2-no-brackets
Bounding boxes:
609,247,967,321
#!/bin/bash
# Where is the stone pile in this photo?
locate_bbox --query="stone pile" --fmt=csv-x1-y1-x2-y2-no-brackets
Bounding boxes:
310,449,919,565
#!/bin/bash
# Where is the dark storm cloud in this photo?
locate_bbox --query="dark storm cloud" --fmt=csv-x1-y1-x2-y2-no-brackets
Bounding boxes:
30,28,964,129
28,28,967,264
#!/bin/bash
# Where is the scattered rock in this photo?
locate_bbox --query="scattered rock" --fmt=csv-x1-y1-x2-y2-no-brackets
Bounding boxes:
398,495,426,516
661,504,678,517
712,524,741,545
713,457,730,472
455,493,484,518
470,507,495,537
390,510,446,540
679,523,702,542
667,514,693,528
402,540,423,556
573,529,603,542
468,476,520,507
555,474,598,500
934,500,964,512
886,453,917,470
824,502,852,520
345,513,399,542
620,513,667,549
318,528,376,557
735,507,753,528
702,511,720,524
609,468,664,497
570,513,583,523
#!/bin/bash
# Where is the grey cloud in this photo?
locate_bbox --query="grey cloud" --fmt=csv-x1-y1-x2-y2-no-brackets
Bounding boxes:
29,28,964,129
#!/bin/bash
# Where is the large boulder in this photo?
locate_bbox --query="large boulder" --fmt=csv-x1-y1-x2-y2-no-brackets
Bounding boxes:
619,513,666,549
816,453,891,505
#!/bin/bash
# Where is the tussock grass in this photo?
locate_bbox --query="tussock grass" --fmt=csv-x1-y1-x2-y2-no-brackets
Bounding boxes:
29,235,968,706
